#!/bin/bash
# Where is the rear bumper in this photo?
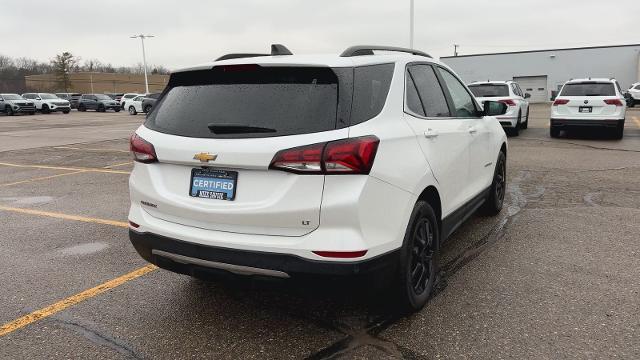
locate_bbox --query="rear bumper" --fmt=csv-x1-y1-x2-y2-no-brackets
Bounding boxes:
129,230,399,278
550,118,624,128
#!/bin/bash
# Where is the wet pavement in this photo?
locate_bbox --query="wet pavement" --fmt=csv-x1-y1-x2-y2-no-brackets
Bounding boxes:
0,106,639,358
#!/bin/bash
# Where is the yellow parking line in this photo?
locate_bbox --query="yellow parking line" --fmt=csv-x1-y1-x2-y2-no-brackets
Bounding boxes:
0,206,129,228
0,162,130,174
53,146,130,153
632,116,640,128
0,264,157,337
103,161,133,169
0,171,87,187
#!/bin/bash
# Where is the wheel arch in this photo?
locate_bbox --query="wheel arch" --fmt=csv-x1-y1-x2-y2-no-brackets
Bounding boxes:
417,185,442,249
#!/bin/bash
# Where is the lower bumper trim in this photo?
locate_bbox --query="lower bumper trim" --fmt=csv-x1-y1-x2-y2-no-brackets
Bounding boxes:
551,119,623,128
129,230,399,278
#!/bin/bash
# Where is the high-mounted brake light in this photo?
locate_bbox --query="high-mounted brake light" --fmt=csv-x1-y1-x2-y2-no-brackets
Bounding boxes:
604,99,623,106
130,133,157,163
269,136,380,175
498,99,516,106
553,99,569,106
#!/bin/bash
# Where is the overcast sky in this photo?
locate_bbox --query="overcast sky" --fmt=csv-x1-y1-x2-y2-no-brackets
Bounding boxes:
2,0,638,70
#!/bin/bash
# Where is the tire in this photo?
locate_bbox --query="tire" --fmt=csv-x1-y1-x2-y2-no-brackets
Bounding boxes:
392,200,439,313
480,151,506,216
114,108,121,113
144,105,152,113
550,127,560,138
62,110,70,114
510,122,520,136
28,111,35,115
78,104,86,112
97,104,105,112
41,104,50,114
614,120,624,140
522,108,529,129
128,106,137,115
6,106,14,116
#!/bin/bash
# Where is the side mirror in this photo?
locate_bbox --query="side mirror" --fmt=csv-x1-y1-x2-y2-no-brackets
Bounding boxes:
483,101,508,116
524,93,531,99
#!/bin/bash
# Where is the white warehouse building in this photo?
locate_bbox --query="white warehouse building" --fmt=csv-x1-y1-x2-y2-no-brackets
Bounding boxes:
441,44,640,103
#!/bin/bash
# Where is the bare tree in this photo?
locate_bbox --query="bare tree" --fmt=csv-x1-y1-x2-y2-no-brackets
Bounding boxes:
51,52,78,92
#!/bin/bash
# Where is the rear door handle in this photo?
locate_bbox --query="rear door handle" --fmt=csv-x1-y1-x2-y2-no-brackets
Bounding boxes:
424,129,439,139
468,127,478,134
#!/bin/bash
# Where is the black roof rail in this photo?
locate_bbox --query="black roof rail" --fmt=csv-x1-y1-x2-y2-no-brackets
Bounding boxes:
215,53,269,61
215,44,293,61
340,45,431,58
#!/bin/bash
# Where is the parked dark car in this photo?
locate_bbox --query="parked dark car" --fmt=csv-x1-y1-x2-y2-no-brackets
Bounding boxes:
77,94,121,112
142,93,161,113
105,93,124,103
55,93,82,109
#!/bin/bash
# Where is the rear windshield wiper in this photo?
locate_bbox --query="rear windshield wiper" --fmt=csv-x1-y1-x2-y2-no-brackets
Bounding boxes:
207,123,277,134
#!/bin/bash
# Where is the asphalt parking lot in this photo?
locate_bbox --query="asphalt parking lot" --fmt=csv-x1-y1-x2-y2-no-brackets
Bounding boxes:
0,106,639,359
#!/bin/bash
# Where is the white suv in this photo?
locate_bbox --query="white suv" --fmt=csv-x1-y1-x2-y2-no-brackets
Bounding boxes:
468,81,530,136
551,78,626,139
22,93,71,114
127,45,509,312
120,93,141,109
627,82,640,107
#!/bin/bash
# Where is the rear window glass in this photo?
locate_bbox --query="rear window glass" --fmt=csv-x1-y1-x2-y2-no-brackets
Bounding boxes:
468,84,509,97
146,66,339,138
560,82,615,96
350,64,394,124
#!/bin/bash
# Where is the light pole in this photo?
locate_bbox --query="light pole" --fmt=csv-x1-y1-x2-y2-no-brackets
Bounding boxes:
130,34,154,94
409,0,414,48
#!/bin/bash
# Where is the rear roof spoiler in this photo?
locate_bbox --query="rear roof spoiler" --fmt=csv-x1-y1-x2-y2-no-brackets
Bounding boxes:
215,44,293,61
340,45,431,58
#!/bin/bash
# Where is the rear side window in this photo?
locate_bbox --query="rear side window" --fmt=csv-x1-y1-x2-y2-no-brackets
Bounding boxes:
635,85,640,90
405,75,425,116
146,66,340,138
407,65,450,117
560,82,615,96
468,84,509,97
350,64,394,125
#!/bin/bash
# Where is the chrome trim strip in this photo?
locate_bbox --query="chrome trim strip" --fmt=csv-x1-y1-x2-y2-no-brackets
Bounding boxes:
151,249,290,278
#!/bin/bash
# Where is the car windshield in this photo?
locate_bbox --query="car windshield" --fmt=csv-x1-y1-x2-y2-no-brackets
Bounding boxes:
560,82,615,96
95,94,112,100
40,93,58,99
146,66,341,138
468,84,509,97
2,94,23,100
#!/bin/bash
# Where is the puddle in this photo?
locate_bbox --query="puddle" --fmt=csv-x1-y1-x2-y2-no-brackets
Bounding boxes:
56,242,109,256
0,196,55,205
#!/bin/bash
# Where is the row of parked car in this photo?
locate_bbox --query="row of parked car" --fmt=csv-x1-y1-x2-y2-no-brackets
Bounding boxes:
0,92,160,116
467,78,636,139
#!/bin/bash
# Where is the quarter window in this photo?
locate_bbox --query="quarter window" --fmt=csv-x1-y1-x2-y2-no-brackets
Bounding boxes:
406,65,450,117
437,68,477,117
405,74,426,116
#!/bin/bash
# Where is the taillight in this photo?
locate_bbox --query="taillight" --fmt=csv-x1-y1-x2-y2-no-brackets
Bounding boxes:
553,99,569,106
604,99,623,106
130,133,157,163
498,99,516,106
269,136,380,175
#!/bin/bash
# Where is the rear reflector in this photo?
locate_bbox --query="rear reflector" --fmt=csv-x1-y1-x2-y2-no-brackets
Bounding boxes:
128,220,140,228
553,99,569,106
130,133,157,163
498,99,516,106
604,99,623,106
269,136,380,175
313,250,368,258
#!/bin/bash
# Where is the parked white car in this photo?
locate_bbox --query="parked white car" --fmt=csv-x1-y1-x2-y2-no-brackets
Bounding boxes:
0,93,35,115
120,93,141,109
551,78,626,139
468,81,530,136
627,82,640,107
22,93,71,114
127,45,509,312
124,95,145,115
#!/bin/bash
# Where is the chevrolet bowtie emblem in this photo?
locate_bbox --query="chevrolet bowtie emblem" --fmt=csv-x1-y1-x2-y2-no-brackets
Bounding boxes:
193,153,217,162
